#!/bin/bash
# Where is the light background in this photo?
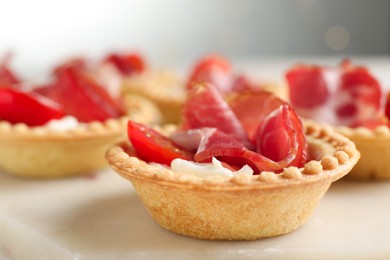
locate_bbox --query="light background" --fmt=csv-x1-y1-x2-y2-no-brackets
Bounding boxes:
0,0,389,79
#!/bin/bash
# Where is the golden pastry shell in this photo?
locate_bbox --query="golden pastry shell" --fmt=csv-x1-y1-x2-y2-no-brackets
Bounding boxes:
121,70,184,124
0,95,161,178
336,124,390,180
106,121,360,240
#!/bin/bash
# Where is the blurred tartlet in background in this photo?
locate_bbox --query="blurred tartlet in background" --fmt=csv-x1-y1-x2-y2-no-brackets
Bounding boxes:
285,59,390,180
0,53,161,178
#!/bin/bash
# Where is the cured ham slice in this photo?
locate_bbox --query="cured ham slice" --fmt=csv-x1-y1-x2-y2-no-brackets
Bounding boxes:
227,89,286,141
182,82,252,148
187,55,233,93
193,128,280,172
0,56,20,86
104,52,146,76
51,67,125,122
255,105,307,168
286,60,383,128
170,127,217,153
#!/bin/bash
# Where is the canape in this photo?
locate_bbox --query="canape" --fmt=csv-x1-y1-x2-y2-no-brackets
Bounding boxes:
286,59,390,180
106,83,359,240
0,58,161,178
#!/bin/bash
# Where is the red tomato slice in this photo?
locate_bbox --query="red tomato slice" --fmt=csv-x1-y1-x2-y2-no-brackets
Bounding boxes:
255,105,307,168
285,64,330,109
104,53,145,76
127,121,193,165
0,87,65,126
52,67,125,122
187,54,232,93
181,82,252,148
227,89,287,141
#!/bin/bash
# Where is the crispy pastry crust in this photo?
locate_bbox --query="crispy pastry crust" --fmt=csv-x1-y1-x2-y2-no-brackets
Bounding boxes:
106,121,360,240
336,125,390,180
121,70,184,124
0,95,161,178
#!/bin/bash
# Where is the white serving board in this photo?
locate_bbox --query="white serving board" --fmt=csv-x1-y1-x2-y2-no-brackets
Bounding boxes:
1,169,390,260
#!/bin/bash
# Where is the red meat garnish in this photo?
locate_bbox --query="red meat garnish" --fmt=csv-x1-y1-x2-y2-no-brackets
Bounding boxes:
227,89,287,141
181,82,252,148
187,54,232,93
0,87,65,126
286,60,384,128
255,105,307,168
386,92,390,121
285,65,329,109
0,55,20,86
104,53,145,76
128,84,307,173
50,66,125,122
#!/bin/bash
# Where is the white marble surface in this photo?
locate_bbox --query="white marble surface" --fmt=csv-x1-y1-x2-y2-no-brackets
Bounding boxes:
1,169,390,260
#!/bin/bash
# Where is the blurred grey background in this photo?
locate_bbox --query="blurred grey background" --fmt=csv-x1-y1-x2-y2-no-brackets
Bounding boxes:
0,0,389,78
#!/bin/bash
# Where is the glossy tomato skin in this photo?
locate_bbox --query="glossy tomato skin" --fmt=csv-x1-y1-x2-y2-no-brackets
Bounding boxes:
0,87,65,126
104,53,145,76
52,67,125,123
187,54,232,93
127,121,193,165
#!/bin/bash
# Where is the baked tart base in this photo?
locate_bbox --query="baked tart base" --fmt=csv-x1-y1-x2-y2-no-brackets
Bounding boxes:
0,95,161,178
336,125,390,180
106,122,360,240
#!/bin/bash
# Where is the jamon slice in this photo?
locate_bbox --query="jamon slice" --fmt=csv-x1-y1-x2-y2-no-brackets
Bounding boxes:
181,82,252,148
255,105,307,168
286,60,383,128
170,127,216,153
51,66,125,122
336,61,382,125
187,55,233,93
386,92,390,122
231,75,258,92
104,52,145,76
285,65,329,109
0,87,65,126
194,128,290,173
227,89,287,141
127,121,193,165
0,57,20,85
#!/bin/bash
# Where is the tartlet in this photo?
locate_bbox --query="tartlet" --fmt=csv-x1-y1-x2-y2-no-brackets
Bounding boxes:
285,60,390,181
0,95,161,178
121,70,184,124
106,121,360,240
336,125,390,180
